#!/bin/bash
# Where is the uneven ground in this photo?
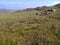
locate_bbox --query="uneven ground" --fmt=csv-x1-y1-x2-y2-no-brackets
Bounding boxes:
0,10,60,45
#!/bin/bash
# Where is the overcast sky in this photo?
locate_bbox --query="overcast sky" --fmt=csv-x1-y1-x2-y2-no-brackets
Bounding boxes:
0,0,60,10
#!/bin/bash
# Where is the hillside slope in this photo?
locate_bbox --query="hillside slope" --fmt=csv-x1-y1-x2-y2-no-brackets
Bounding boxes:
0,9,59,45
0,3,60,45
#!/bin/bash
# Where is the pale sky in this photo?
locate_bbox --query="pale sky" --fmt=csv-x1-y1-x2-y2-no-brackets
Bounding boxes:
0,0,60,10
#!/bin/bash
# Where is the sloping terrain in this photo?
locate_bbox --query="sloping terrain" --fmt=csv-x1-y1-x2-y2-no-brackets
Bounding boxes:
0,9,59,45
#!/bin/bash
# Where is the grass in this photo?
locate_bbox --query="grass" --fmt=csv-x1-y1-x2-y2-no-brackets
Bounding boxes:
0,10,60,45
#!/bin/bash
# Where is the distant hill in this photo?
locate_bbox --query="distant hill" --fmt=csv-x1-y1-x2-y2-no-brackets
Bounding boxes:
54,3,60,8
0,10,15,14
0,3,60,14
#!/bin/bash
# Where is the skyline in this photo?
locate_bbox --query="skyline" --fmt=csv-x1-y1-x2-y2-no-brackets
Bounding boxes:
0,0,60,10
